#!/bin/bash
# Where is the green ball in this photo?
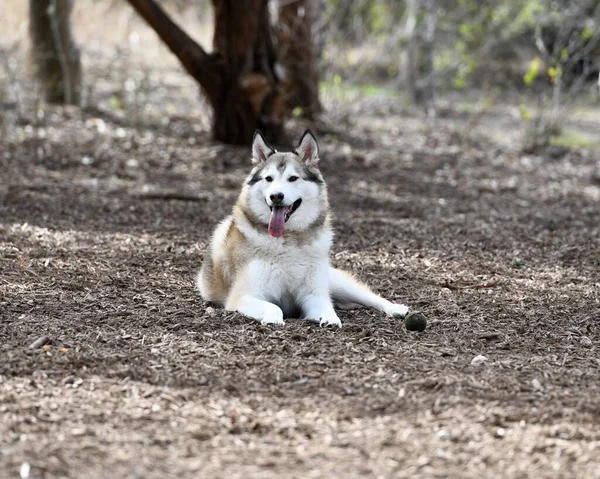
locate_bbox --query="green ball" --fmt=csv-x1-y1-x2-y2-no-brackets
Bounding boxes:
404,311,427,332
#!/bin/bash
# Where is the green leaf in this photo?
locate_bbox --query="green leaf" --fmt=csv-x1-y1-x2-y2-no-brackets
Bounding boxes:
560,48,569,62
523,58,541,86
582,25,594,41
452,76,467,89
109,95,122,110
547,66,562,84
518,104,532,120
459,23,474,42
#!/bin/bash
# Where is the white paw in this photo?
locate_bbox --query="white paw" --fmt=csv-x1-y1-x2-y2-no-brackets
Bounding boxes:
261,305,285,326
385,303,409,318
319,312,342,328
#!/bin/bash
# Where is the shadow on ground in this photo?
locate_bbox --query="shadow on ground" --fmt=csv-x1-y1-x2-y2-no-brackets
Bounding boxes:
1,78,599,478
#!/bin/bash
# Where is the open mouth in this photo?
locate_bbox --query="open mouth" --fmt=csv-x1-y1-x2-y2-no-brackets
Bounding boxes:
268,198,302,238
269,198,302,222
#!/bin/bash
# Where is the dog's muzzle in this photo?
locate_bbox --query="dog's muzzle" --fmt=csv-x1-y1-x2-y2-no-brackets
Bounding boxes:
267,198,302,237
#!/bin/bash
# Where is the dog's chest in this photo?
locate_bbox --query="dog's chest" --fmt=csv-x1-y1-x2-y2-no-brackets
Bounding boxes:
248,242,326,295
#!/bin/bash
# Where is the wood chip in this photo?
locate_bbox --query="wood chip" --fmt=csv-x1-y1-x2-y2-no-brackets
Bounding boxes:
441,278,501,290
133,190,206,202
479,332,501,340
29,335,50,349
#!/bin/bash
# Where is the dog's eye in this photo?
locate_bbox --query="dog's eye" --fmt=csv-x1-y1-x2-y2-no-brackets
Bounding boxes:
265,176,273,182
288,176,298,182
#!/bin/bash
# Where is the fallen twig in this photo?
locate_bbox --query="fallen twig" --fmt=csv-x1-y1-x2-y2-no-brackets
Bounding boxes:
478,332,501,341
133,191,206,202
29,335,50,349
441,278,501,290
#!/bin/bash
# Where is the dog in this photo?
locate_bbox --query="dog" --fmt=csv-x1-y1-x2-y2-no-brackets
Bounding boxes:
197,130,409,327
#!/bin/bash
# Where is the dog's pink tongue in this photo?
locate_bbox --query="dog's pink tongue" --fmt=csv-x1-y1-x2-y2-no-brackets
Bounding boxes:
268,206,287,238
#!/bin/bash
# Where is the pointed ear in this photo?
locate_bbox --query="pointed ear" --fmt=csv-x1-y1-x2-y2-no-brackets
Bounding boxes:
296,130,320,166
252,130,275,164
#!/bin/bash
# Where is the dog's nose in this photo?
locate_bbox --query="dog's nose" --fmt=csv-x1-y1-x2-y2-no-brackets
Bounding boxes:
270,192,284,204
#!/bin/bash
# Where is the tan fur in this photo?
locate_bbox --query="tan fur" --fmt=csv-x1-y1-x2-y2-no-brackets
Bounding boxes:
197,130,409,327
201,185,331,308
201,220,238,303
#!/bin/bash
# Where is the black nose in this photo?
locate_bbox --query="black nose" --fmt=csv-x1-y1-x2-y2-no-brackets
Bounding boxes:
270,192,284,204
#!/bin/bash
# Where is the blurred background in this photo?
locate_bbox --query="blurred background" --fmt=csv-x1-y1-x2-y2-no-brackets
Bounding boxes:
1,0,599,151
1,5,600,477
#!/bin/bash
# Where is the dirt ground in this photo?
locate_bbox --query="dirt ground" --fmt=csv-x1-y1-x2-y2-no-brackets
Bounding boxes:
1,49,600,478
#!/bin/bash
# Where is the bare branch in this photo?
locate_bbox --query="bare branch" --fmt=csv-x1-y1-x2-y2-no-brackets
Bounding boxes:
126,0,221,101
535,26,549,61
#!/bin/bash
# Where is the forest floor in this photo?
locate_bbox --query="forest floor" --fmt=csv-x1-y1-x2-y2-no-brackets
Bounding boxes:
1,53,600,478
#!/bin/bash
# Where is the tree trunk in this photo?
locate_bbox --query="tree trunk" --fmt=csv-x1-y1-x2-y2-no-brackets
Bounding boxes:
422,0,437,119
278,0,322,118
405,0,436,118
29,0,81,104
405,0,419,104
127,0,286,145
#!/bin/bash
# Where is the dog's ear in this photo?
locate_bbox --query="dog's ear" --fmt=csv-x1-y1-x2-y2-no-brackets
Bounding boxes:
252,130,274,164
296,130,319,167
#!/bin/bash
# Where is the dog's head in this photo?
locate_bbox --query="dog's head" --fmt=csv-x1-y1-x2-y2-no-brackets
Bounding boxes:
243,130,327,238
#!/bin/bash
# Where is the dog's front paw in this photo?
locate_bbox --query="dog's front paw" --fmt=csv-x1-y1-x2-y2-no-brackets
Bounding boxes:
261,304,285,326
319,312,342,328
385,303,410,318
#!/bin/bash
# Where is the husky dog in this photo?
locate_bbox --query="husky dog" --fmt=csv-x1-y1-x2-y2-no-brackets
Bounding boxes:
197,130,409,327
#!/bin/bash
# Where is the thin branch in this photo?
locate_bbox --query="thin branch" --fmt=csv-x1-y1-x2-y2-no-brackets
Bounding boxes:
441,278,501,290
133,191,207,202
126,0,220,101
535,26,549,61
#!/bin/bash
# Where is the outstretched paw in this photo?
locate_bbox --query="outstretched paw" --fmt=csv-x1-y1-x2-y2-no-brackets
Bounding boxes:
385,303,409,318
319,312,342,328
261,305,285,326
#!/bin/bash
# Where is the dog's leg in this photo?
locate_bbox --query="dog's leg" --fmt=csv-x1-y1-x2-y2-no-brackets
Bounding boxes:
329,267,409,317
225,265,284,326
226,293,285,326
298,263,342,328
301,293,342,328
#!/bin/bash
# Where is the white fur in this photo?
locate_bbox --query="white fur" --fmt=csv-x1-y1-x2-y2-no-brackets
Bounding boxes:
252,131,274,164
197,131,410,328
329,268,409,317
231,211,336,326
247,163,322,232
296,130,320,166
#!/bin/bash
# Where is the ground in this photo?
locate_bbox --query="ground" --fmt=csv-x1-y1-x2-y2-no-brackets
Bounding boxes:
2,42,600,479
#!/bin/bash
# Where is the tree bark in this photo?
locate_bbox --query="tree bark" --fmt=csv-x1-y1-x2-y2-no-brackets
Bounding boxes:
128,0,286,145
405,0,419,104
126,0,220,103
29,0,81,104
278,0,322,118
422,0,437,119
405,0,436,118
